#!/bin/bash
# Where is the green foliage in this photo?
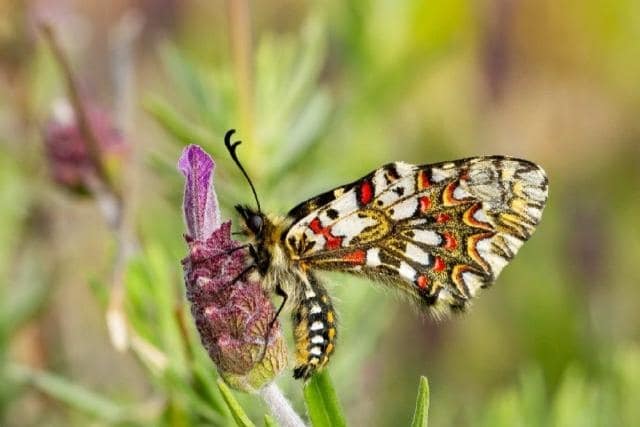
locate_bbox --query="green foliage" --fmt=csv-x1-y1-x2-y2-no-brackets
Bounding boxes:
411,376,430,427
303,371,347,427
217,379,257,427
6,363,142,424
0,148,51,420
146,13,332,195
263,414,278,427
476,349,640,427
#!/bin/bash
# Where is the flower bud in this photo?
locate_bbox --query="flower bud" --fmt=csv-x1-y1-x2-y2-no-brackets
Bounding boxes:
178,144,286,393
43,99,127,194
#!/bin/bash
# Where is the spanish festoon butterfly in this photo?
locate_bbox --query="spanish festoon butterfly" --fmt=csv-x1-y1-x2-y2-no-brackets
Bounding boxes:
225,130,548,380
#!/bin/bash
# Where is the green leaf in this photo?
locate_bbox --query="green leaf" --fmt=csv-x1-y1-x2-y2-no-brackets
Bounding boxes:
158,43,228,132
551,366,593,427
143,95,218,149
303,370,347,427
264,414,279,427
410,376,430,427
0,272,49,335
268,89,332,179
159,368,227,425
191,348,227,415
7,364,127,423
217,378,256,427
144,244,188,375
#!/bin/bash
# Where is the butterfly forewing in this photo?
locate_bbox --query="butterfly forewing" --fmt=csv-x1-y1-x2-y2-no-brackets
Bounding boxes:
283,156,548,314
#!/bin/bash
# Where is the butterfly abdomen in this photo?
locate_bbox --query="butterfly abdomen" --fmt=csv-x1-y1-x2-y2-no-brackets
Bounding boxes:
292,270,337,380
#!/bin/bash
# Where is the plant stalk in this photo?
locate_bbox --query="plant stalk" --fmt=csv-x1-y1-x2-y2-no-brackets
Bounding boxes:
260,383,307,427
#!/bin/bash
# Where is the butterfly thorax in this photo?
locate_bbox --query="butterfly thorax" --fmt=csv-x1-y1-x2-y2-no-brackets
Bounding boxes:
236,205,304,302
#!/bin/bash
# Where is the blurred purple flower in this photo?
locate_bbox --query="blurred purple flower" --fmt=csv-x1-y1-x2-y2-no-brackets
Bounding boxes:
43,99,127,193
179,144,286,392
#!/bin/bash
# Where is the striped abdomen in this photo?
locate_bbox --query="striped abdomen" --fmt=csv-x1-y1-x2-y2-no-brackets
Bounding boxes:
292,271,337,380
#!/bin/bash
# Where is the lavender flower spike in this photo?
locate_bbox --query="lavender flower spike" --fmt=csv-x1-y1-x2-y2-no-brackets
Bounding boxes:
178,145,287,393
178,144,221,240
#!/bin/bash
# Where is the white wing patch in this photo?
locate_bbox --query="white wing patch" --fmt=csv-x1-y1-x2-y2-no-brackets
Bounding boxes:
405,243,432,265
431,167,457,183
375,175,416,208
472,206,493,225
366,248,381,267
461,271,484,296
331,215,377,245
475,237,509,276
453,185,472,200
399,261,417,282
329,191,359,217
394,161,416,177
412,229,442,246
371,167,390,197
390,197,418,220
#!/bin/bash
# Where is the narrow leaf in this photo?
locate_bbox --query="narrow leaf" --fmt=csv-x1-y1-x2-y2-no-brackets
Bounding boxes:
191,351,227,414
303,378,331,427
7,364,126,423
0,274,49,334
158,368,227,425
158,43,226,131
410,376,430,427
264,414,279,427
217,378,256,427
303,371,347,427
143,95,217,148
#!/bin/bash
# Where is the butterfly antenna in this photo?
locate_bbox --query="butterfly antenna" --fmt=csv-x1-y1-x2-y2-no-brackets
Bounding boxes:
224,129,262,212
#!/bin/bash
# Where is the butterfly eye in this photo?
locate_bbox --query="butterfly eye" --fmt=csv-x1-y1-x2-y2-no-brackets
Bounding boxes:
248,214,264,234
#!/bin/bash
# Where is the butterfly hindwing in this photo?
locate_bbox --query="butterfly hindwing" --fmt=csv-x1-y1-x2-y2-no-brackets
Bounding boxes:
283,156,548,315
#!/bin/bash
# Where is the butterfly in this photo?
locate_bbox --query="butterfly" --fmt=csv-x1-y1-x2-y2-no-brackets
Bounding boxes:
224,130,549,380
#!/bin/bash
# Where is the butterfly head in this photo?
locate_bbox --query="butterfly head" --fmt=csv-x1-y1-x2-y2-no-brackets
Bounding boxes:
236,204,265,238
235,204,280,275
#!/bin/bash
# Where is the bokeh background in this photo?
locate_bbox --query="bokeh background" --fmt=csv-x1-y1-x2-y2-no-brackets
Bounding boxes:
1,0,640,426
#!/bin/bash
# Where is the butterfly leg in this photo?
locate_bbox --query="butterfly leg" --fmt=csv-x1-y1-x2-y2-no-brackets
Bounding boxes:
273,284,288,324
256,284,288,363
292,271,337,380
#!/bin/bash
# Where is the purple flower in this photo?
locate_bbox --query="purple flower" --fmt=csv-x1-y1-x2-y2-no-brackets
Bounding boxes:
179,145,286,392
43,100,128,193
177,144,220,240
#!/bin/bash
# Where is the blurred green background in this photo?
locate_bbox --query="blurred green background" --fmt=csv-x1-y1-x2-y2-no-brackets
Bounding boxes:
1,0,640,426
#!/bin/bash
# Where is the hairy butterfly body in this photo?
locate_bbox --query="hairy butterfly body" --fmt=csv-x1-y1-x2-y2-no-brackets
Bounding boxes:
230,133,548,380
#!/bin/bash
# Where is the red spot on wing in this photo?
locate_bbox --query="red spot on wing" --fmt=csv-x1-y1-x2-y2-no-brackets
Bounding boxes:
309,217,323,233
342,249,366,264
443,232,458,250
417,170,430,189
419,196,432,213
359,180,373,205
436,213,451,223
326,234,343,250
433,256,446,272
309,217,343,250
416,275,429,289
